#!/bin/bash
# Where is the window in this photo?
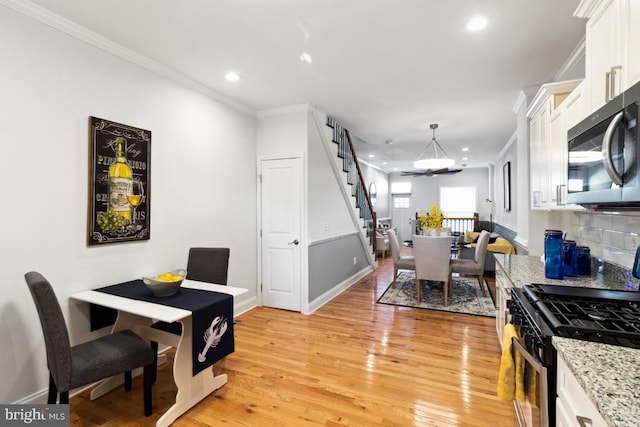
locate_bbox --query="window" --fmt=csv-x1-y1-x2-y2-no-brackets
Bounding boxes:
393,197,410,208
439,186,476,217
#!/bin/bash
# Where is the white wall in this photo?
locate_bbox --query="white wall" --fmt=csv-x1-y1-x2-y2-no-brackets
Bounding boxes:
493,134,518,231
307,111,356,242
0,6,257,403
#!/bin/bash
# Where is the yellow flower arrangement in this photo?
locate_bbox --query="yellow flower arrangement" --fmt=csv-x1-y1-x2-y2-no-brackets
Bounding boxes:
418,205,445,231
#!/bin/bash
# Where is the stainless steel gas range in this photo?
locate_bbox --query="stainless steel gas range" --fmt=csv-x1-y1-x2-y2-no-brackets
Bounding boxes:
509,283,640,427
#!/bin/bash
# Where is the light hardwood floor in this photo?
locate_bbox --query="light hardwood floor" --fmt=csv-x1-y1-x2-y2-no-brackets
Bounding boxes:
69,254,515,426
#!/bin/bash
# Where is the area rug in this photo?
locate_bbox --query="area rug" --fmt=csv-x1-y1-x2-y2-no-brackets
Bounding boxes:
377,272,496,317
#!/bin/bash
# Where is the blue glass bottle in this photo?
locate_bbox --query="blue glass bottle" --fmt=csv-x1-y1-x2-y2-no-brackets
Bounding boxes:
563,240,577,276
576,246,591,276
544,230,564,279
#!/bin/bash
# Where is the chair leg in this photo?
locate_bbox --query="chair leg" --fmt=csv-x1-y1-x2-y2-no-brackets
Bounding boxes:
150,340,159,384
416,279,421,302
143,363,153,416
392,267,398,285
479,275,486,297
444,279,449,307
47,374,58,404
59,391,69,404
124,370,132,390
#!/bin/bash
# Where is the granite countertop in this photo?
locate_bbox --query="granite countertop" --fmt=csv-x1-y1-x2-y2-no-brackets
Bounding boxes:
553,337,640,427
493,254,639,291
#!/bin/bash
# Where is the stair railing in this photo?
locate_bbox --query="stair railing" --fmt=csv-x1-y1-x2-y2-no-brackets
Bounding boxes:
326,117,377,254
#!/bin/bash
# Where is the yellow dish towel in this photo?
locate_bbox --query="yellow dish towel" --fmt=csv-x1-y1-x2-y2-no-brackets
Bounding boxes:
497,324,525,402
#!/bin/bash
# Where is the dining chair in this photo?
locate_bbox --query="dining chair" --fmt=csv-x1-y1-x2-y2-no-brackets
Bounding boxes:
376,231,389,258
150,247,230,382
185,247,231,285
450,230,490,297
387,229,415,285
413,235,452,305
25,271,154,415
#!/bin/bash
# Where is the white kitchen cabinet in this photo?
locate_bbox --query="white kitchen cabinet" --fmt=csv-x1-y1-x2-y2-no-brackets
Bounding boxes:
527,80,582,210
625,0,640,89
495,261,512,348
556,356,607,427
564,80,587,131
576,0,640,111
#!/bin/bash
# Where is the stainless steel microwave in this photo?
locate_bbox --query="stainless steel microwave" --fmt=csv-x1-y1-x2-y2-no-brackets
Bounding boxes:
567,80,639,206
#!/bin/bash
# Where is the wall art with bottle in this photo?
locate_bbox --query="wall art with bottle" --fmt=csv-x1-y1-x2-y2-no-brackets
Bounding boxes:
87,116,151,245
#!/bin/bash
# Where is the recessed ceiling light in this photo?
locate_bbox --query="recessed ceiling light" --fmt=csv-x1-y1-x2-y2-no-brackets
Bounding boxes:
299,52,312,63
368,154,375,158
224,72,241,82
462,147,470,152
462,157,468,161
382,161,388,165
466,16,488,32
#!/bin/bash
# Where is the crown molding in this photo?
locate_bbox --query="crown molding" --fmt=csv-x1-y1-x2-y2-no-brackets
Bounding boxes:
497,131,517,161
554,35,586,82
526,79,583,118
512,91,528,114
573,0,605,18
256,104,313,118
1,0,256,116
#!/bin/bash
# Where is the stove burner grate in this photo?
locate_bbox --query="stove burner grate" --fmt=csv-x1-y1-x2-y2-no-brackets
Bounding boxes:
523,284,640,348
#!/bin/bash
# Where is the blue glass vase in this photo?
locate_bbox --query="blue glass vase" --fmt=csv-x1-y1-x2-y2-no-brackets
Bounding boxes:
576,246,591,276
544,230,564,279
563,240,577,277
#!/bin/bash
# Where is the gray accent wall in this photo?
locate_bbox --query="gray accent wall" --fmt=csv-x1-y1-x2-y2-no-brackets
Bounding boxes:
308,233,370,301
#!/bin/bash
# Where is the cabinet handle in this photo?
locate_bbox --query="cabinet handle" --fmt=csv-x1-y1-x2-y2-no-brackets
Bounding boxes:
556,185,566,206
606,71,611,102
610,65,622,100
576,415,593,427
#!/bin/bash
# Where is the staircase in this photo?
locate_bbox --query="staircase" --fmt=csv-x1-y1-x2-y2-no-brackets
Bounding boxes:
325,116,377,257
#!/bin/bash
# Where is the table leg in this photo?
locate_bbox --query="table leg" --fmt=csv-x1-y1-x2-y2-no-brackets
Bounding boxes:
156,316,228,427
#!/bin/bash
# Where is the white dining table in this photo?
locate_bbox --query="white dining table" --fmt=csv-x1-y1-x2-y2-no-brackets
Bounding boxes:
70,279,248,427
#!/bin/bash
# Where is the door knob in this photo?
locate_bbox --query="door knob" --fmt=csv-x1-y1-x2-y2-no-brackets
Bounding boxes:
289,239,299,245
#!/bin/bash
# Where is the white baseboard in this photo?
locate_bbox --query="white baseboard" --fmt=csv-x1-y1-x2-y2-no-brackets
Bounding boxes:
303,266,373,314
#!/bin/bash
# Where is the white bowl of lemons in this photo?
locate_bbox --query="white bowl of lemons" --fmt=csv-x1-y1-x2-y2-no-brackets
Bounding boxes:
142,269,186,297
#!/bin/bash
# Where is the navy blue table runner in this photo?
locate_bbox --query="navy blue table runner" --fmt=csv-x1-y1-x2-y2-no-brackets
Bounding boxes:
96,280,234,376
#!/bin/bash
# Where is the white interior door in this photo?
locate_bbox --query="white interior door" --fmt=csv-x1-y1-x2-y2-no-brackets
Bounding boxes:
392,196,412,242
260,157,302,311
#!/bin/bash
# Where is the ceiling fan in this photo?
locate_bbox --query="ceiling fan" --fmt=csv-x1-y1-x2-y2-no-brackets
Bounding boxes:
401,167,463,177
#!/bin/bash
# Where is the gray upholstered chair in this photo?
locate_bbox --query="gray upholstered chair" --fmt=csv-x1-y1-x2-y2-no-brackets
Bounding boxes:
387,229,415,285
376,231,389,258
150,247,230,381
450,230,490,297
413,235,452,304
25,271,154,414
185,247,230,285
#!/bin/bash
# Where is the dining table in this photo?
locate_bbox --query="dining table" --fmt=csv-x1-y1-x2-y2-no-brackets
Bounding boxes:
70,278,248,427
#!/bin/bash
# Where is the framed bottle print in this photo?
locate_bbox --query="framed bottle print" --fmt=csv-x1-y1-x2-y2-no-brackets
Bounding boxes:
87,116,151,245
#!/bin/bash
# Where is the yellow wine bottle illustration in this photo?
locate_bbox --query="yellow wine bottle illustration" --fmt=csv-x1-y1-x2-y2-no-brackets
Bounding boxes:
108,137,133,222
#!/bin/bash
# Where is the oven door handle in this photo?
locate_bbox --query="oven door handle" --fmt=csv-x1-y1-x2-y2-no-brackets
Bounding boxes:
511,337,549,427
602,110,624,186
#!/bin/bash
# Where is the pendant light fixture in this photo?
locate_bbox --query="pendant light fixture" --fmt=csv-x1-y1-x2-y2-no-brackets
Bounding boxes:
414,123,455,170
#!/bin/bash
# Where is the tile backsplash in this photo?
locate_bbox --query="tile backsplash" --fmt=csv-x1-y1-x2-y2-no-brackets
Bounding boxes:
569,210,640,270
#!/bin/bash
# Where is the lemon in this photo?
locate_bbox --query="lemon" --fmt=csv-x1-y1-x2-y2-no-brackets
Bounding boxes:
156,272,182,282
